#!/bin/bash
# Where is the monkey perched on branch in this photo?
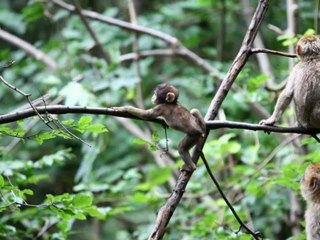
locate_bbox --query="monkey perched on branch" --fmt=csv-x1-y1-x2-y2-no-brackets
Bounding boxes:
260,35,320,129
113,83,206,172
301,163,320,240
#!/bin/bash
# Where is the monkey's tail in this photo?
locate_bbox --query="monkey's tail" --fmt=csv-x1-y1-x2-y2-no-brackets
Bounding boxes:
191,109,206,133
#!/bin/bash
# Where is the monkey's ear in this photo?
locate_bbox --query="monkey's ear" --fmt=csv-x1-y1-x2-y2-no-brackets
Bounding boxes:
296,44,302,56
309,177,319,190
166,92,176,103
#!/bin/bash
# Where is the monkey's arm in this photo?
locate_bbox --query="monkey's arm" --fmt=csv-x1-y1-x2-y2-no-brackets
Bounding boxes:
260,78,294,125
112,106,161,120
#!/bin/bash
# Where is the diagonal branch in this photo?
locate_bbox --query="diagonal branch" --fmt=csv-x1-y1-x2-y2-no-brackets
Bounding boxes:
48,0,220,77
70,0,110,62
147,1,270,239
0,28,57,70
49,0,179,45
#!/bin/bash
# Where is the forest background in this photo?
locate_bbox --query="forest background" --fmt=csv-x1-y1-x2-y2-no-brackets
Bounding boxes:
0,0,318,239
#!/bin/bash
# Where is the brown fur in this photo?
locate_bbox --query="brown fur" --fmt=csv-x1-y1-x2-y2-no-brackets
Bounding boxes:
113,83,205,171
301,163,320,240
260,35,320,128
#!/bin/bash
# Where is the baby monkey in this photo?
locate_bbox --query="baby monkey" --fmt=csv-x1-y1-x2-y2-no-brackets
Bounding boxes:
260,35,320,129
301,163,320,240
113,83,206,172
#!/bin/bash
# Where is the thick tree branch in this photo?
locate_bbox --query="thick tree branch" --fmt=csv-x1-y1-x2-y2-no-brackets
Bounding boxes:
0,105,161,125
1,105,319,138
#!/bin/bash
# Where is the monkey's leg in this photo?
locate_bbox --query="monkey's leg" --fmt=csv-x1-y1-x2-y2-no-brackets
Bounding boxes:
178,135,198,172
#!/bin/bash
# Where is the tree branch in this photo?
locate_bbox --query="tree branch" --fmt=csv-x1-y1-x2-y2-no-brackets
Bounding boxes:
70,0,110,62
0,28,57,70
49,0,179,46
1,105,318,138
250,48,297,58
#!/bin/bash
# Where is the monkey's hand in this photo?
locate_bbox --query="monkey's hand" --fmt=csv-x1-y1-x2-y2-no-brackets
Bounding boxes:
259,117,276,134
259,117,276,126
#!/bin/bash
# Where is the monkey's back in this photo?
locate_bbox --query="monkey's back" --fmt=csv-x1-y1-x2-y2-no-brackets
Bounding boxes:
293,60,320,128
159,103,204,135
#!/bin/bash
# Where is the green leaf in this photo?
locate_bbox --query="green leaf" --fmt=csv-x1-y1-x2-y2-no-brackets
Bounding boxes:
61,119,75,126
0,125,26,138
130,192,156,204
22,2,44,23
60,82,96,106
0,9,26,34
135,182,152,191
148,145,157,151
17,120,24,126
78,116,92,126
0,175,4,187
304,29,315,35
22,189,34,196
133,138,151,145
148,166,171,185
74,212,87,220
35,132,56,144
151,131,160,141
84,206,105,219
247,74,268,92
86,124,108,133
72,194,93,208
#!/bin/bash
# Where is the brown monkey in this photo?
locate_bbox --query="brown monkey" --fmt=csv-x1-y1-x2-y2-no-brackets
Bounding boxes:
113,83,206,171
301,163,320,240
260,35,320,129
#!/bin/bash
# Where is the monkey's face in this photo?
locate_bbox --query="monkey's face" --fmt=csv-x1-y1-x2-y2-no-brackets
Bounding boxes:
151,93,158,105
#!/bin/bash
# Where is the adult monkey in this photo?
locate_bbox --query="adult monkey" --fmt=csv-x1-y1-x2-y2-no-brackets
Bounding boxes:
260,35,320,129
260,34,320,238
113,83,206,172
301,163,320,240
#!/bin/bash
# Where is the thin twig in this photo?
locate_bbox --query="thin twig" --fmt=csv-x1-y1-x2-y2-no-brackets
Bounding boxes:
0,75,53,129
3,75,84,154
199,152,262,240
50,115,91,147
256,134,298,171
250,48,297,58
70,0,110,62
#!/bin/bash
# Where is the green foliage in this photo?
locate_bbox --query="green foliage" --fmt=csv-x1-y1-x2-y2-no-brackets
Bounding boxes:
0,8,26,34
0,0,316,239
